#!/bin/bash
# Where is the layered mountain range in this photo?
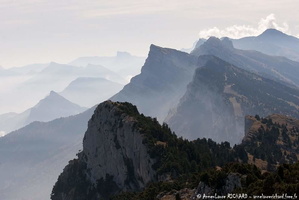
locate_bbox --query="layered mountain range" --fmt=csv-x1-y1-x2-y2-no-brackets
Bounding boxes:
112,39,299,144
1,29,299,200
232,29,299,62
192,29,299,62
192,36,299,87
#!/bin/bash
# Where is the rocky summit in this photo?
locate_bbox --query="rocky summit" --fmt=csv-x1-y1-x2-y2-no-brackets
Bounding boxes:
51,101,157,199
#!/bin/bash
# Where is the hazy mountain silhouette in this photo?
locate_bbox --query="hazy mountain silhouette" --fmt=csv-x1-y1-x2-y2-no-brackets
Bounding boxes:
192,36,299,87
0,106,95,200
0,91,86,135
60,77,123,107
0,62,126,114
69,51,145,81
232,29,299,61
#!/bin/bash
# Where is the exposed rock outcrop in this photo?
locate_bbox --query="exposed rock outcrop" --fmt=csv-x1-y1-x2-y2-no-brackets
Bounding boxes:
51,101,156,200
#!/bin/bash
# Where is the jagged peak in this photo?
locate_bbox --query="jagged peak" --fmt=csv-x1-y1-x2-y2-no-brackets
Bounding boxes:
221,37,234,48
191,37,235,55
204,36,234,49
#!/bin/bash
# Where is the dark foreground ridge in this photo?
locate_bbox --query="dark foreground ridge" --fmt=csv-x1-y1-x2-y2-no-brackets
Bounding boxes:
51,101,299,200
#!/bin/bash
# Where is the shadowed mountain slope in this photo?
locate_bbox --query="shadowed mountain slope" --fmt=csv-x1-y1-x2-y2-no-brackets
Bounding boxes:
166,57,299,144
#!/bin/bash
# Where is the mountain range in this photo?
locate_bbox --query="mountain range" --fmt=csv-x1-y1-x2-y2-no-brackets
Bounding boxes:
232,29,299,62
69,51,145,81
0,29,299,200
111,40,299,144
191,36,299,87
0,54,137,114
190,29,299,62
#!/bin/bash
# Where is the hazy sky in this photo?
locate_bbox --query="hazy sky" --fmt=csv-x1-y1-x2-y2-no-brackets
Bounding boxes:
1,0,299,68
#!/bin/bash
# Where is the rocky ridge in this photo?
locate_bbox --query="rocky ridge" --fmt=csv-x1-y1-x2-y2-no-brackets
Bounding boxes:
111,44,210,121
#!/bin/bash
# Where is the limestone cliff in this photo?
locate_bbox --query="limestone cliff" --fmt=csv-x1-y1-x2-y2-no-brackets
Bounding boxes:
51,101,156,200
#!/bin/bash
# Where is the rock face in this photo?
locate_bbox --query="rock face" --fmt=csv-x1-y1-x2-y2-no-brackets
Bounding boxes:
166,57,299,144
83,101,156,190
51,101,156,200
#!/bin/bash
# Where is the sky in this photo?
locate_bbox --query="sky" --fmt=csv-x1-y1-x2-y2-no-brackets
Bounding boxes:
1,0,299,68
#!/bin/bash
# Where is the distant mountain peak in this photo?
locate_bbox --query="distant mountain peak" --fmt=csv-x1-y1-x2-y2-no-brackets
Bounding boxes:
34,90,85,111
259,28,285,37
28,90,86,123
49,61,59,66
204,37,234,49
47,90,65,100
116,51,131,57
49,90,59,96
257,28,297,41
191,37,234,56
